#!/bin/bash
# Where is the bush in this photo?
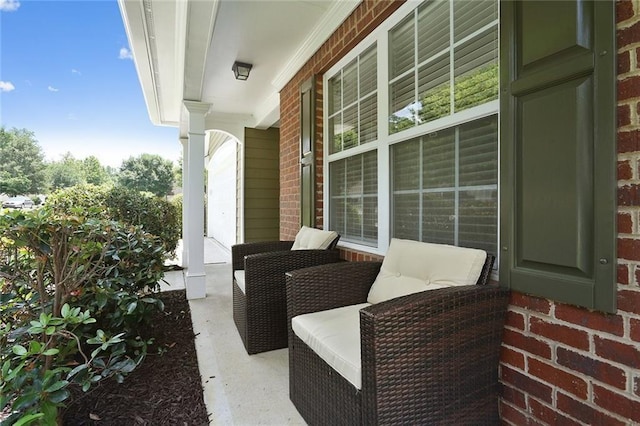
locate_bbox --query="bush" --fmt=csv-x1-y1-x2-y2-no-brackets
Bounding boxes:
46,185,182,258
0,208,165,423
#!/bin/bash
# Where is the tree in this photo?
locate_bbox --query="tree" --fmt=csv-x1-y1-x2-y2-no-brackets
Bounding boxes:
47,152,86,190
118,154,174,197
0,127,46,194
83,155,110,185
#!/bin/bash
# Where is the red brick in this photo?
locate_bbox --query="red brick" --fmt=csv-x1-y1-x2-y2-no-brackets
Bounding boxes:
529,317,590,350
505,310,525,330
593,384,640,421
500,401,542,426
554,303,624,336
509,292,552,314
632,318,640,342
618,263,630,285
617,21,640,50
501,365,553,403
501,383,526,410
501,346,525,370
618,130,640,153
618,212,633,234
618,75,640,101
557,392,627,426
618,160,633,179
529,397,581,426
616,0,636,23
528,358,588,399
502,329,552,359
595,335,640,368
618,104,631,128
618,289,640,314
618,50,631,74
556,347,627,389
618,237,640,260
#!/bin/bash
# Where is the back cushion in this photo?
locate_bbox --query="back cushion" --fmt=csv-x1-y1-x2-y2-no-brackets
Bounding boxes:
367,239,487,304
291,226,339,250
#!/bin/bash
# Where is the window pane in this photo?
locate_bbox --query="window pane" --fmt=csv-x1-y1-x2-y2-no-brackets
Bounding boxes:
422,191,455,244
328,75,341,115
343,59,358,106
363,196,378,243
423,129,455,189
389,74,416,134
393,138,420,191
360,94,377,144
360,45,377,96
459,116,498,186
454,0,497,42
330,160,345,196
393,193,420,240
329,115,342,154
389,13,415,79
459,189,497,255
417,0,450,63
417,53,450,124
454,27,498,112
343,105,358,150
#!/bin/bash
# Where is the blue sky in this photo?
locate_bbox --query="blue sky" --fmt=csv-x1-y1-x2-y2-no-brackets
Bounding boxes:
0,0,180,167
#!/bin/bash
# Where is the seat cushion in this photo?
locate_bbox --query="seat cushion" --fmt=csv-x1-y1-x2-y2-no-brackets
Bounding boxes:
367,239,487,304
292,303,370,389
234,270,246,293
291,226,339,250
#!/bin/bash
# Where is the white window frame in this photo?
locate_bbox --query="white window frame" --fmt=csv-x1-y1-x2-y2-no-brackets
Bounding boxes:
323,0,499,257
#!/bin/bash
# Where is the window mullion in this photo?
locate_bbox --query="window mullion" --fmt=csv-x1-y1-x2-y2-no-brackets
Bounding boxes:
448,0,455,115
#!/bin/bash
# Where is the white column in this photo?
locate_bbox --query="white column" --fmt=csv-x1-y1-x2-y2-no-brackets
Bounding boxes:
180,137,189,268
183,101,210,299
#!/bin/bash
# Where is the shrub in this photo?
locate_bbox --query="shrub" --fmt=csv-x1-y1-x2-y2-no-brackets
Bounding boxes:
0,208,164,423
46,184,110,220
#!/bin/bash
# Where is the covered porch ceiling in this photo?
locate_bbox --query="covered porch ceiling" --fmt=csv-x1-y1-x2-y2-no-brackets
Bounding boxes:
118,0,360,138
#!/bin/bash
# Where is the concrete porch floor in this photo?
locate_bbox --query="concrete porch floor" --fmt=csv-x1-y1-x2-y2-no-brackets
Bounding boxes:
162,239,305,425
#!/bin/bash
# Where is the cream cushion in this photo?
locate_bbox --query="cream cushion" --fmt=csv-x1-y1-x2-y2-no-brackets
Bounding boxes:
292,303,370,389
234,270,246,293
367,239,487,304
291,226,338,250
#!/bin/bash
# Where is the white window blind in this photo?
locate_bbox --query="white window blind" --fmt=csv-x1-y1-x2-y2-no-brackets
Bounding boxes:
329,151,378,245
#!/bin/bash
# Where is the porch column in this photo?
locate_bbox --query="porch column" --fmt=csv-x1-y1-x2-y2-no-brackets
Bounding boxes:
183,100,210,299
180,136,189,268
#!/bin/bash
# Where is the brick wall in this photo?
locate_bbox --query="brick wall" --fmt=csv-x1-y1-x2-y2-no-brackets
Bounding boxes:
279,0,404,241
279,0,640,422
500,2,640,423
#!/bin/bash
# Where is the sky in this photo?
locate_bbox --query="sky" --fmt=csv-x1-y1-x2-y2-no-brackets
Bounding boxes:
0,0,181,168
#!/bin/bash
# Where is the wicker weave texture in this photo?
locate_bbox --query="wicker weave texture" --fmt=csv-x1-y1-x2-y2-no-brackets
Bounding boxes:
287,255,508,425
232,241,341,354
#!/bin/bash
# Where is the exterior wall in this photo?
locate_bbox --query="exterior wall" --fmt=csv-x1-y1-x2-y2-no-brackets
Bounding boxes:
279,0,640,423
206,140,236,250
244,127,280,242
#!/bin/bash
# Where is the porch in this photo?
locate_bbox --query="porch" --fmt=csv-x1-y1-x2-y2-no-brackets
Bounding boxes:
162,239,304,424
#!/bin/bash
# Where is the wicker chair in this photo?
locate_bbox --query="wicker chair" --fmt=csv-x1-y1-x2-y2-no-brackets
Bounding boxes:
232,228,340,355
286,239,509,425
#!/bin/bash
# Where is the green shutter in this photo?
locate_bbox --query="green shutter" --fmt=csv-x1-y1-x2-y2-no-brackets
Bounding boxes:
500,0,616,312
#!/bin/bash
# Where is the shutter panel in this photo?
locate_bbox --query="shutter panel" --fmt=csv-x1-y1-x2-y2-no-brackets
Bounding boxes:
500,0,616,312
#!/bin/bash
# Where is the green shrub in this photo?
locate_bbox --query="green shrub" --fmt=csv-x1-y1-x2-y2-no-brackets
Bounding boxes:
45,185,182,258
0,208,164,423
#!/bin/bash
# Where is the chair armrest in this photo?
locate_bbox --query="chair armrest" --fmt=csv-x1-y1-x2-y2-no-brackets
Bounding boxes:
359,285,510,424
231,240,294,272
243,249,341,295
286,261,382,320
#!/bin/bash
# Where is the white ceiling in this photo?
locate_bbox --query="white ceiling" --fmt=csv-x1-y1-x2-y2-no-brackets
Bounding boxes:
119,0,360,135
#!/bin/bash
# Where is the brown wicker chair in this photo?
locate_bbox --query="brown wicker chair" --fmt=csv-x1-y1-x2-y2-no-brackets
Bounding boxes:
232,232,340,355
286,241,509,425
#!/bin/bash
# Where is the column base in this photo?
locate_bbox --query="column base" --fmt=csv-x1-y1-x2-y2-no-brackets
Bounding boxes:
185,272,206,299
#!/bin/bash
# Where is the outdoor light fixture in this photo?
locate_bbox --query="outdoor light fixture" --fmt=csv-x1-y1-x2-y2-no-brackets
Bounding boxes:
232,61,252,80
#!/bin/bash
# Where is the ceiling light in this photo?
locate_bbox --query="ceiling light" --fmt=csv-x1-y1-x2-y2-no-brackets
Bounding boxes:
232,61,252,81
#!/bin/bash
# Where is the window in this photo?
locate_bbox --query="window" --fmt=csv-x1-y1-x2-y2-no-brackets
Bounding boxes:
325,0,499,255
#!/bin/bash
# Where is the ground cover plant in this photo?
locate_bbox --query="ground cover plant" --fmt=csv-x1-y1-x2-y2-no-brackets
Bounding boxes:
0,186,177,425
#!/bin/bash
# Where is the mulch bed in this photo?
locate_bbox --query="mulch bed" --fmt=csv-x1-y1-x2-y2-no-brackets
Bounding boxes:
62,290,210,425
